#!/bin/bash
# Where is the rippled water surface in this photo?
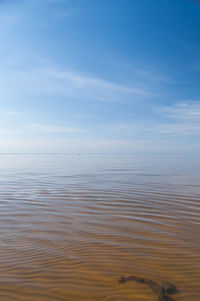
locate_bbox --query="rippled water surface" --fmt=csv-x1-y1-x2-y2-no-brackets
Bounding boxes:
0,154,200,301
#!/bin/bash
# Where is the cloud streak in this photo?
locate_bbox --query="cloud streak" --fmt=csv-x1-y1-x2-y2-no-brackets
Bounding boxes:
105,101,200,137
31,123,84,133
159,102,200,120
0,65,155,102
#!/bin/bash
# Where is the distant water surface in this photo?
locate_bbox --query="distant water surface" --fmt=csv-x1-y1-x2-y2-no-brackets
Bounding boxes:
0,154,200,300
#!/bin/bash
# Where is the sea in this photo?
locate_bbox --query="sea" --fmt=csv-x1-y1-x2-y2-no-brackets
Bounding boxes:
0,154,199,301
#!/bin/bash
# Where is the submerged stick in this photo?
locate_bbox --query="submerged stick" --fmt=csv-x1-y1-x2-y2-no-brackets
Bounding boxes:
119,275,178,301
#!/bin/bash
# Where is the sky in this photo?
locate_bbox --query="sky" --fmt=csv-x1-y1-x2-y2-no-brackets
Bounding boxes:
0,0,200,153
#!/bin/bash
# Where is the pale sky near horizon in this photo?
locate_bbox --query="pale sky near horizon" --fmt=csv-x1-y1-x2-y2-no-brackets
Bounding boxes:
0,0,200,153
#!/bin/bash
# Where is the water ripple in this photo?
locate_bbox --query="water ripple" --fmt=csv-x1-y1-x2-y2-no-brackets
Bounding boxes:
0,154,199,300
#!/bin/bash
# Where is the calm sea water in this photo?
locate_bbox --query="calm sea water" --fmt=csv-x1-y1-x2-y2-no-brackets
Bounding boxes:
0,154,199,301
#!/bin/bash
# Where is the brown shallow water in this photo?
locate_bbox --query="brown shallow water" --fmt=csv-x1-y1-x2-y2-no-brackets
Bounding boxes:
0,154,200,300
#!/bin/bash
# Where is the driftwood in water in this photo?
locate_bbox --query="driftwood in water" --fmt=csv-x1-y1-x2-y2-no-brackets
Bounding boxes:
119,275,179,301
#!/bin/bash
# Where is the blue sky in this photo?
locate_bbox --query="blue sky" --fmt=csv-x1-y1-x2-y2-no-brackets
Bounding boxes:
0,0,200,153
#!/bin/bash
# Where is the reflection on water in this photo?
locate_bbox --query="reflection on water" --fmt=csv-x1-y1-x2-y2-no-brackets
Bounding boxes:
0,154,200,300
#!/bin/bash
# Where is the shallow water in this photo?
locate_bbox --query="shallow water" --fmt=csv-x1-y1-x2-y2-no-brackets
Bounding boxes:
0,154,199,300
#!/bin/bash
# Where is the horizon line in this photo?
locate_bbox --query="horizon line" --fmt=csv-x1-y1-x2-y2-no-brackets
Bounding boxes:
0,152,197,155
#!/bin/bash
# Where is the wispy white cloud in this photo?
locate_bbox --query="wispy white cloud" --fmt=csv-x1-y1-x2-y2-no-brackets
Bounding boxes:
31,123,84,133
142,101,200,136
0,110,17,116
153,123,200,136
134,69,173,84
0,1,164,103
0,129,16,135
0,65,155,102
0,0,73,34
0,110,18,123
104,100,200,137
158,101,200,120
42,67,153,99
